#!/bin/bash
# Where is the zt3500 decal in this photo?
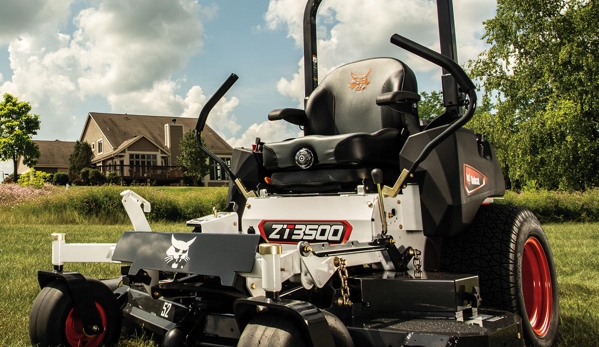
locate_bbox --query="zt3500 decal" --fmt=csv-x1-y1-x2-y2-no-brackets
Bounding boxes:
258,220,352,244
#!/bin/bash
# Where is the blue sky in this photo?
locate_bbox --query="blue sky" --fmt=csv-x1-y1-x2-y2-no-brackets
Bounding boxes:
0,0,496,175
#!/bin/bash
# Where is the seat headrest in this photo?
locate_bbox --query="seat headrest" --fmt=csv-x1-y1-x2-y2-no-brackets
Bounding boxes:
305,58,418,136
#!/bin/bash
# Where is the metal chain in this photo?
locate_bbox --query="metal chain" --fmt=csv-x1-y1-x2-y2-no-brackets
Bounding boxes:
335,257,352,307
413,249,422,278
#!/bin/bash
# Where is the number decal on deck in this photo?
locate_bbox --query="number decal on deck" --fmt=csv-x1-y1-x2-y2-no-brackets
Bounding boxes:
160,302,172,318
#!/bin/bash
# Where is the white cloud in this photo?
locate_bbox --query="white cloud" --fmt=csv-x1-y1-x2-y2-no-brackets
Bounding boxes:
180,85,208,118
0,0,73,45
205,97,242,137
453,0,497,62
0,0,214,141
0,0,497,158
276,59,305,108
265,0,496,104
107,80,242,138
227,120,302,149
264,0,306,45
74,0,206,95
106,80,187,115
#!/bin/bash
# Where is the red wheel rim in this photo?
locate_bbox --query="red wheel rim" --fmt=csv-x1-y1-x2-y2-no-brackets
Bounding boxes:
522,236,553,337
65,302,107,347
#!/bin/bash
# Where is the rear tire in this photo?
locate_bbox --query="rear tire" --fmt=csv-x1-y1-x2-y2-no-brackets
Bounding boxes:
237,313,307,347
441,204,558,347
29,278,122,347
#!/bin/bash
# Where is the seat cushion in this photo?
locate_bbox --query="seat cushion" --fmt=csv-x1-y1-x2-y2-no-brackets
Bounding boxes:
262,128,401,170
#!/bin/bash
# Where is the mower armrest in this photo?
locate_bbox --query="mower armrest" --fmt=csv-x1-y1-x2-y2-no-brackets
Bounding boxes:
268,108,307,126
376,91,421,106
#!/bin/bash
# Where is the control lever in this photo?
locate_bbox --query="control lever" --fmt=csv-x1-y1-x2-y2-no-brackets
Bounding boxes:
371,169,388,236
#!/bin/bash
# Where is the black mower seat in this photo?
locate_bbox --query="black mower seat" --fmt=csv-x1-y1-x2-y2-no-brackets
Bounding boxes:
263,57,419,189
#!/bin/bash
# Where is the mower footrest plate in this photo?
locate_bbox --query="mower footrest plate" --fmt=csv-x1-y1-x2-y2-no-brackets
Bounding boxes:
351,271,478,316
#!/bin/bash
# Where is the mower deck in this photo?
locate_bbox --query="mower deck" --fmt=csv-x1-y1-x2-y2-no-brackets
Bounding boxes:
111,270,525,347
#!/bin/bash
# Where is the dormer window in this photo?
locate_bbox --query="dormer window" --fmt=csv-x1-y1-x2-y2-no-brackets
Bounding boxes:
98,139,103,154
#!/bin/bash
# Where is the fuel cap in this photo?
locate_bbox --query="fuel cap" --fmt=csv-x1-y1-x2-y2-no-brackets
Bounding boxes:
295,148,314,169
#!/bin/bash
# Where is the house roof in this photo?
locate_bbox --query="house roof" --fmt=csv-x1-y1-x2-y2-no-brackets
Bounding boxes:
92,135,162,162
84,112,233,155
33,140,76,168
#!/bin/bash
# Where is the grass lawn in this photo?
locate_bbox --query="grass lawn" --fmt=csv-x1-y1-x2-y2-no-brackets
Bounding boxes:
0,222,596,346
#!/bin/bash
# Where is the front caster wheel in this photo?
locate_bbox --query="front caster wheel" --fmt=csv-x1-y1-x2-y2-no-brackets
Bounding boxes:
238,313,308,347
441,204,559,347
29,277,122,347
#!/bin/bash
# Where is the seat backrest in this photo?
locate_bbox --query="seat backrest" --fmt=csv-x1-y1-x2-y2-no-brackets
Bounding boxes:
304,58,419,136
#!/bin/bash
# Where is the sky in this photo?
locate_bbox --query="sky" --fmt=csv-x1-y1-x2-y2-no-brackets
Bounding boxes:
0,0,497,176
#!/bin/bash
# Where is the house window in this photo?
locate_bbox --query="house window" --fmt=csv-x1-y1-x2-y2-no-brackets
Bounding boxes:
91,142,95,151
128,154,157,177
97,139,103,154
210,157,231,181
129,154,158,167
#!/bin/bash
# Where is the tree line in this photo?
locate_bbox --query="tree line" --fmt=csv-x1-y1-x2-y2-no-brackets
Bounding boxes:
3,0,597,191
419,0,598,191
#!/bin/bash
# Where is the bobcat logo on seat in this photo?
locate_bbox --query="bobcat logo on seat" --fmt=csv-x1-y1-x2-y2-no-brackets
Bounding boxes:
349,70,372,91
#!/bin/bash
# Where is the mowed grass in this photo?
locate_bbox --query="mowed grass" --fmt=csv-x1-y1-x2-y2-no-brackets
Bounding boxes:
0,223,189,347
548,223,599,346
0,221,597,346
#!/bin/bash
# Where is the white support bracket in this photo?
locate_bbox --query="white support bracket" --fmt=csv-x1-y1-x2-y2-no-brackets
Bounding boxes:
120,190,152,232
51,233,120,266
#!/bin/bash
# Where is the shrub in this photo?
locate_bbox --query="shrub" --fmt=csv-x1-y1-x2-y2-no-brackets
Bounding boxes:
53,172,69,186
80,168,106,186
500,189,599,223
89,169,107,186
17,169,51,189
106,171,122,185
0,185,229,225
80,168,92,185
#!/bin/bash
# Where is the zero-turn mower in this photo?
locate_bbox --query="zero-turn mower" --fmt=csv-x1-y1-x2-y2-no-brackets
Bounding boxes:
29,1,558,346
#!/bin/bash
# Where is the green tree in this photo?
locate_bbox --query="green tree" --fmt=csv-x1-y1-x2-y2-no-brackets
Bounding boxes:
69,141,93,182
470,0,599,190
0,93,41,179
418,91,445,121
176,130,209,186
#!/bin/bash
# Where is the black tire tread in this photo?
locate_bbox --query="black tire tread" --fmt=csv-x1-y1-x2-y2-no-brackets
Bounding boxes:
238,313,307,347
29,277,122,347
440,204,559,347
441,204,534,312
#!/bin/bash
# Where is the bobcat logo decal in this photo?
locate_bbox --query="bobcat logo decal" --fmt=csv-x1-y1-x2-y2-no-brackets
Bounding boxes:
164,235,197,269
349,70,372,91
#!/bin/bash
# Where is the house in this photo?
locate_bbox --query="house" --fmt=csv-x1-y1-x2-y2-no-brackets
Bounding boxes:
19,113,233,186
16,140,76,175
79,112,233,186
